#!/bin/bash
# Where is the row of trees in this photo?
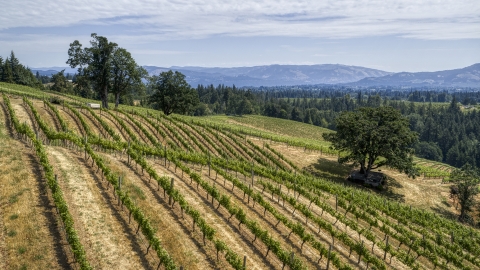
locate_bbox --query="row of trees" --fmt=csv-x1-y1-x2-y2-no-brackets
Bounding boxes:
391,98,480,168
66,33,199,113
196,84,259,116
0,51,43,88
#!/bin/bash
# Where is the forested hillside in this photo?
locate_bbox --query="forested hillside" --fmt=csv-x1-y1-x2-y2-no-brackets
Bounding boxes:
195,85,480,169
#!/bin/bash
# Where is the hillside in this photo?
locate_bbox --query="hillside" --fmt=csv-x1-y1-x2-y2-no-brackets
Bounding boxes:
142,64,392,87
32,64,480,88
32,64,393,87
0,82,479,270
351,63,480,87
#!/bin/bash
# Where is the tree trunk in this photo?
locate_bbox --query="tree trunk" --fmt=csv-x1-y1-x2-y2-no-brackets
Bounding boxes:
359,163,366,174
115,92,120,108
102,85,109,109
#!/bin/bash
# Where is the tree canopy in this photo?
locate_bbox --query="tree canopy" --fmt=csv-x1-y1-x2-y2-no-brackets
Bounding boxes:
67,34,118,108
148,70,199,115
50,70,73,93
111,47,147,108
323,106,418,177
67,33,144,108
0,51,42,88
449,164,479,224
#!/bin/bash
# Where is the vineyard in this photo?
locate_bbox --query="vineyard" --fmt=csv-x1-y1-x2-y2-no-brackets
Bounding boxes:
0,82,479,270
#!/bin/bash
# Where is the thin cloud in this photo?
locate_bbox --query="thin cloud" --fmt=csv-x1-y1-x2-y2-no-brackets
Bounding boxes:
0,0,479,40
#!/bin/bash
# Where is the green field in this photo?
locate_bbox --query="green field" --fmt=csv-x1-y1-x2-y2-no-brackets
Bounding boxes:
1,82,478,270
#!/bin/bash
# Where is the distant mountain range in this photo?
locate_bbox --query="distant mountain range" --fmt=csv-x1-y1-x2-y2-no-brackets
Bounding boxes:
31,64,480,87
143,64,392,87
350,63,480,87
31,67,78,77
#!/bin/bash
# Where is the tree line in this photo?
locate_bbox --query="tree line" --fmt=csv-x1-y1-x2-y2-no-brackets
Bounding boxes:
0,51,43,88
195,86,480,169
4,35,480,170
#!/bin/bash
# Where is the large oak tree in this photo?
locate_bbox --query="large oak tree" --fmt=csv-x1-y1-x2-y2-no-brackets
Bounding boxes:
67,33,117,108
148,70,199,115
323,106,419,177
111,47,147,108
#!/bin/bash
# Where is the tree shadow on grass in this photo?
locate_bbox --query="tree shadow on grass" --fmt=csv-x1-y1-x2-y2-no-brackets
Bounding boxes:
306,157,406,202
306,157,353,182
430,204,459,223
377,175,405,203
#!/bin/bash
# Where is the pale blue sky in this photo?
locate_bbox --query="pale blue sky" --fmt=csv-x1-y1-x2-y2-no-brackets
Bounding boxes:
1,0,479,72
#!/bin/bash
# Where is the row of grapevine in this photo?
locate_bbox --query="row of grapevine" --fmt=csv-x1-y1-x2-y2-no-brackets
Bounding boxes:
3,94,92,269
111,122,308,269
85,106,121,141
211,156,473,269
52,102,248,269
23,98,179,269
77,109,469,269
9,88,479,270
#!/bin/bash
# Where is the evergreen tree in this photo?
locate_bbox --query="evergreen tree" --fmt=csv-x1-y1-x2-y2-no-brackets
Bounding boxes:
51,70,69,92
3,58,14,83
9,51,20,83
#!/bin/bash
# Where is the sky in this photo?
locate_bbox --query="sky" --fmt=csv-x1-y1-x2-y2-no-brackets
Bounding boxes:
0,0,479,72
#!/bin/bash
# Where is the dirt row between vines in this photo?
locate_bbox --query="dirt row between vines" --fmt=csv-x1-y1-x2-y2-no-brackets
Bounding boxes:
47,146,148,269
102,150,273,269
10,99,152,269
0,101,69,270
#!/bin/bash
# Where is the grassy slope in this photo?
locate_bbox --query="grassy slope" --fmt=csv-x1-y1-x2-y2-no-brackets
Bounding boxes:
0,99,68,269
2,83,480,270
183,114,332,149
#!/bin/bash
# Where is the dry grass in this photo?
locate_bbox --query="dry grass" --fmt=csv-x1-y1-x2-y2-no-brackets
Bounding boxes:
270,142,459,220
46,146,147,270
99,152,215,269
0,104,67,270
30,100,60,132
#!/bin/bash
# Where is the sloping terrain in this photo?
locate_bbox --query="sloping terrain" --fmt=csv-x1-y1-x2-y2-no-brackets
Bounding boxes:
352,63,480,87
0,82,479,270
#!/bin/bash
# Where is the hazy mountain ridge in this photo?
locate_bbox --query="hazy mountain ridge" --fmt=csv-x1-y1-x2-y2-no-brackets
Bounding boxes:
143,64,392,87
31,64,480,87
350,63,480,87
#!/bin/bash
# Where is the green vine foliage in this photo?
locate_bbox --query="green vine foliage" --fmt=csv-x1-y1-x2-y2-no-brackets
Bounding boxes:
19,97,178,270
6,89,480,270
3,94,91,270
